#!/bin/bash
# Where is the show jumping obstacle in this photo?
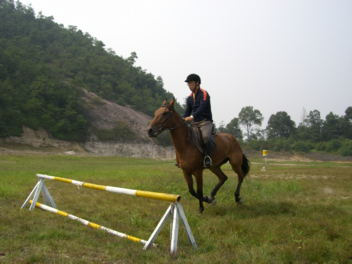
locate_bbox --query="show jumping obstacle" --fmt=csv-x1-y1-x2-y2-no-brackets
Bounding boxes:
22,174,197,254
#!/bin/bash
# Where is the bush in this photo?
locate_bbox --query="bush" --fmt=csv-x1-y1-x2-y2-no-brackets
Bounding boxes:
88,96,104,105
92,121,136,141
315,142,327,151
306,141,316,150
274,140,284,152
237,139,247,148
340,140,352,156
294,141,309,153
326,139,341,152
283,140,292,151
260,140,269,150
249,140,260,150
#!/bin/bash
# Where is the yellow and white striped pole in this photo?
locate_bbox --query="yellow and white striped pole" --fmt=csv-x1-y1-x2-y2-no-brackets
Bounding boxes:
28,200,155,246
36,174,181,202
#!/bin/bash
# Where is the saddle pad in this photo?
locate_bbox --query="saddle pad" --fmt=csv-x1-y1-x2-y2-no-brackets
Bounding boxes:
190,126,204,155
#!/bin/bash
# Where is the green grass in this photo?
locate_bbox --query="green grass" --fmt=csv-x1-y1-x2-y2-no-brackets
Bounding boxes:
0,155,352,263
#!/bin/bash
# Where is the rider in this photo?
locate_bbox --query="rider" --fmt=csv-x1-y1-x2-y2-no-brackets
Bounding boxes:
182,73,215,168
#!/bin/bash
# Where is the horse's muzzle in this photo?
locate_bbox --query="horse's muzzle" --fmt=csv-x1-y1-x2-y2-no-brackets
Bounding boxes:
147,127,157,137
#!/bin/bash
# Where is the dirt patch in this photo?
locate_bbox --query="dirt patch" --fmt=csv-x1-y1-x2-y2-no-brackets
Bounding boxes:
246,150,352,163
1,89,177,159
81,89,152,142
1,127,85,152
249,174,336,180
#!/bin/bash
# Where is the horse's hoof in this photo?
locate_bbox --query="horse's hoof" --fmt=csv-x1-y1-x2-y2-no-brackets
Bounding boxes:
236,198,243,204
199,207,204,214
203,195,214,204
210,199,216,206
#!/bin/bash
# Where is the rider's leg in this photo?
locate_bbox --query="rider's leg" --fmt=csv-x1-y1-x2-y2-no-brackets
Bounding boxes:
198,121,214,168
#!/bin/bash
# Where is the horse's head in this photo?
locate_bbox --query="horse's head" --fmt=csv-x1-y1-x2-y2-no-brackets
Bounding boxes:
147,98,175,137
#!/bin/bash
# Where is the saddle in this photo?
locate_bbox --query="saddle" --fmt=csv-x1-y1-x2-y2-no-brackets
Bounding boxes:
189,123,217,155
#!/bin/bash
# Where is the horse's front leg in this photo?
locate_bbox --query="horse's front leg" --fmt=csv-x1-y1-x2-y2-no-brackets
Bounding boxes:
182,170,197,199
194,170,204,214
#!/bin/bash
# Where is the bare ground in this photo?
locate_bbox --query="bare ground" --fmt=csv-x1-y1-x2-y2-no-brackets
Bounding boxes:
0,89,176,159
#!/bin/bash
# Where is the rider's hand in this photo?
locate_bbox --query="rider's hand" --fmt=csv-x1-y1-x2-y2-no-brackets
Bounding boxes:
184,116,194,122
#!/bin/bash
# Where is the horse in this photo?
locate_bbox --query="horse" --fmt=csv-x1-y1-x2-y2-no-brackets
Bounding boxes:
147,99,250,213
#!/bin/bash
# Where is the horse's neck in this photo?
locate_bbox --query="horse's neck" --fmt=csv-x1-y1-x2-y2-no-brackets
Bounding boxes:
169,113,189,155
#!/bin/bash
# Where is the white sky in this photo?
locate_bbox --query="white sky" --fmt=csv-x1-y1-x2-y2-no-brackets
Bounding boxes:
20,0,352,128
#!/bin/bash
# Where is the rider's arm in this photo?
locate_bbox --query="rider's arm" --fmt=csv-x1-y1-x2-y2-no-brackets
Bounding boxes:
182,97,192,118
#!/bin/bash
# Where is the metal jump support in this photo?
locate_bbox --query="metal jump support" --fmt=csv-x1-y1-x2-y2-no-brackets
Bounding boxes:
21,174,197,254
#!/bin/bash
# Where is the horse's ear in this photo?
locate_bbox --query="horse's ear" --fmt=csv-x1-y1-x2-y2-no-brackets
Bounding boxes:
162,98,168,105
169,98,175,108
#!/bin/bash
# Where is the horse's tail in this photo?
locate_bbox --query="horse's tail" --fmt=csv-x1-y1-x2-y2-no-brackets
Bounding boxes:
241,154,250,177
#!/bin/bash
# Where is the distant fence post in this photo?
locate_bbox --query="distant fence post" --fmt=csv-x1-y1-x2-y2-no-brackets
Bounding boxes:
262,150,268,171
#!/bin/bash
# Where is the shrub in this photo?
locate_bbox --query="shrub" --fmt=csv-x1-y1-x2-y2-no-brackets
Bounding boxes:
249,140,260,150
326,139,341,152
259,140,269,150
88,96,104,105
340,140,352,156
315,142,327,151
283,140,292,151
237,139,247,149
294,141,309,153
274,140,284,152
92,121,136,141
306,141,316,150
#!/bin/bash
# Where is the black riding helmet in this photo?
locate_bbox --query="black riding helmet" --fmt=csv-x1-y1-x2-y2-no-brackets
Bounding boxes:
185,74,201,84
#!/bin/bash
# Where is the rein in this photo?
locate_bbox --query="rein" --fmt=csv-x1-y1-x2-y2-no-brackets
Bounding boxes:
159,104,193,144
158,104,186,132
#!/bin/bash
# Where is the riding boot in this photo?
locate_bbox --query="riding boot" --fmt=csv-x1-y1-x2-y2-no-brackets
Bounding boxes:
204,141,213,168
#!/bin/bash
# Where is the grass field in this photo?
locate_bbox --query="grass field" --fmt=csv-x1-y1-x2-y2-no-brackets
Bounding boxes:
0,154,352,263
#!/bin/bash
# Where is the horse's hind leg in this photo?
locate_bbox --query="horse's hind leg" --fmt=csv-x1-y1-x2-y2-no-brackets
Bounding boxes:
230,160,244,204
204,166,228,205
234,173,244,204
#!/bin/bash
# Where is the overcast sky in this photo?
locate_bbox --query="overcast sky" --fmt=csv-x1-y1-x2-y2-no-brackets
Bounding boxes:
20,0,352,128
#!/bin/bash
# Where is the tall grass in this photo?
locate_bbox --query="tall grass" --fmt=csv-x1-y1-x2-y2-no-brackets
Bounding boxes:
0,155,351,263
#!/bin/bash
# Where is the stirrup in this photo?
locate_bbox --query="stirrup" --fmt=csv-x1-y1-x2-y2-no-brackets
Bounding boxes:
203,156,212,168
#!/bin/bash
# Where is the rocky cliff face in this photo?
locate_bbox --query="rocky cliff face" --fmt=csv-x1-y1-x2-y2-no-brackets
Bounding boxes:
2,89,176,159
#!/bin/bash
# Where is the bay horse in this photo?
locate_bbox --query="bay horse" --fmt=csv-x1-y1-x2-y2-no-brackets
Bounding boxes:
147,99,250,213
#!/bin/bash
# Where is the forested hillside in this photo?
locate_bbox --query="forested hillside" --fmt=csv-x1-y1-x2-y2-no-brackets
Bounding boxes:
0,0,183,141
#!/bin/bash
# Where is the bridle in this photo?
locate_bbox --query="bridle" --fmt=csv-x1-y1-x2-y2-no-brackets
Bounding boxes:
155,104,186,135
153,104,194,145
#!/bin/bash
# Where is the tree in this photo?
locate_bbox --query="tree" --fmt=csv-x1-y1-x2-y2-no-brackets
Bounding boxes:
238,106,264,141
217,121,227,133
345,106,352,121
266,111,296,139
340,107,352,139
0,2,185,140
306,110,323,142
225,117,243,139
127,52,138,65
296,110,323,142
322,112,340,141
